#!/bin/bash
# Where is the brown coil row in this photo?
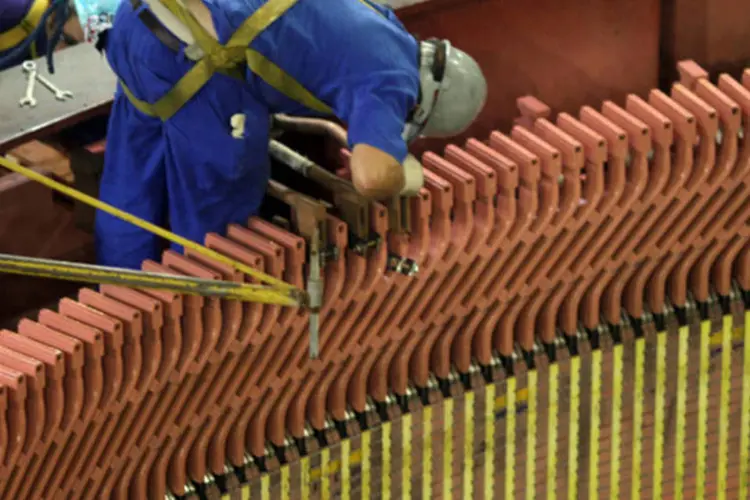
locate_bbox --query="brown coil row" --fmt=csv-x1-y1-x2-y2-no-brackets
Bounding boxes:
0,60,749,499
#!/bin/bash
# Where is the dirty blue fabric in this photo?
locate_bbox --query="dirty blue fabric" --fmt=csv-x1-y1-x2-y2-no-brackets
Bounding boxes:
0,0,49,71
96,0,420,269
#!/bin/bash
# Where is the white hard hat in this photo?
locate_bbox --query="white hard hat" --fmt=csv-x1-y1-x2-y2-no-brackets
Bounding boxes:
402,39,487,142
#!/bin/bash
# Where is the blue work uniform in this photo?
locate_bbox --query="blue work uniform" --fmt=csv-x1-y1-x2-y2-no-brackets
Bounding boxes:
96,0,420,270
0,0,49,70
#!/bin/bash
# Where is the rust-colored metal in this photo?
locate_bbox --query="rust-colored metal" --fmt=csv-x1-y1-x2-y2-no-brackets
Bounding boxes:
0,170,93,327
0,58,749,499
398,0,660,158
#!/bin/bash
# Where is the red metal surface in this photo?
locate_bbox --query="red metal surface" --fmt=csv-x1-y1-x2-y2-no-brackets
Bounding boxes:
398,0,661,157
0,59,746,498
661,0,750,82
0,171,93,327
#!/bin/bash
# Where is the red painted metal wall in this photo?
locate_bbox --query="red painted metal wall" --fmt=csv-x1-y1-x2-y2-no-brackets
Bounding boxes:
394,0,662,155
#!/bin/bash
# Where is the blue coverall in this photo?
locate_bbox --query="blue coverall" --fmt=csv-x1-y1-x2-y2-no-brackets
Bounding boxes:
96,0,421,269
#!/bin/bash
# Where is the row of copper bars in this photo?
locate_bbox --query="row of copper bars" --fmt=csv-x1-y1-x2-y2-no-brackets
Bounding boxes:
0,60,749,499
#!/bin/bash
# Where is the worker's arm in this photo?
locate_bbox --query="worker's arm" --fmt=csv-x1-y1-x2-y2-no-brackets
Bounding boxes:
345,78,422,199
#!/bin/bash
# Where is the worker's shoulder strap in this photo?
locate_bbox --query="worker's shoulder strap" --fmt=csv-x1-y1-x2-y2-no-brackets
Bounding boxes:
122,0,333,121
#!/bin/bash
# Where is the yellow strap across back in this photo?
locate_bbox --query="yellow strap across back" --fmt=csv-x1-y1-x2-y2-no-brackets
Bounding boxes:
121,0,333,121
0,0,48,54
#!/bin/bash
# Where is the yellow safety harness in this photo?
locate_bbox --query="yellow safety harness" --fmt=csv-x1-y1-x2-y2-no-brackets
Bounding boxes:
120,0,335,120
0,0,48,57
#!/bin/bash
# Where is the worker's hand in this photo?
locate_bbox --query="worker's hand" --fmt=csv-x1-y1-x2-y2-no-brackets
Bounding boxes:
400,154,424,196
350,144,405,199
349,145,424,200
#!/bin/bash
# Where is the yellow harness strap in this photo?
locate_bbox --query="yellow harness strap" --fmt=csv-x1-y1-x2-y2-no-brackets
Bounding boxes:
0,0,48,56
121,0,332,121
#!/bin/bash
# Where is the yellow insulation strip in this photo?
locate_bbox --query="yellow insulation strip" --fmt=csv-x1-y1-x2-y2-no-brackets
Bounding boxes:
320,448,331,500
696,320,711,499
741,310,750,500
260,474,270,500
361,429,371,500
0,157,299,296
280,464,291,500
674,325,689,500
505,377,517,500
382,421,392,500
484,383,496,500
653,332,667,500
590,350,602,500
300,456,310,500
717,315,733,499
423,405,433,500
610,343,623,500
546,365,558,500
567,356,581,500
0,254,289,304
443,398,454,500
340,439,351,500
403,413,412,500
526,370,538,500
631,337,644,500
463,391,475,500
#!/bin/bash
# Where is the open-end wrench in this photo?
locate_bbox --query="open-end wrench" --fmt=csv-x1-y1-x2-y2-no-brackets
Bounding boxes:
19,61,37,107
29,62,74,101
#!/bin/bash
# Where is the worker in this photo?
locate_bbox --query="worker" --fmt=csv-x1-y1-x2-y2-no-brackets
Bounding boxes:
86,0,487,270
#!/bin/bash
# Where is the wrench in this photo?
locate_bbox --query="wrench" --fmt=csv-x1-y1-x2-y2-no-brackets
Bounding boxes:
19,61,37,107
23,61,74,101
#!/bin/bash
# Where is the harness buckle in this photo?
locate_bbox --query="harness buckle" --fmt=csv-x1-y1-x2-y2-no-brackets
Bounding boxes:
184,44,204,61
206,46,246,68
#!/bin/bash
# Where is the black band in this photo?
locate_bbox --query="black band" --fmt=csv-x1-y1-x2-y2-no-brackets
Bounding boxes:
130,0,182,53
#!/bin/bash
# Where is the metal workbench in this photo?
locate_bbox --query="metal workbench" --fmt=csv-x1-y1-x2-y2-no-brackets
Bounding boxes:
0,44,116,152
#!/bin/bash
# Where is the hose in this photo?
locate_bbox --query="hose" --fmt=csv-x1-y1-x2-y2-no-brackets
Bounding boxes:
272,114,349,149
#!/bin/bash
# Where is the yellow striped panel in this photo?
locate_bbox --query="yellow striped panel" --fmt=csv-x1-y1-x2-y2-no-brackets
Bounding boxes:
696,320,711,499
280,464,291,500
567,356,581,500
674,325,689,500
260,474,270,500
301,456,310,500
241,483,250,500
610,343,623,500
546,364,558,500
463,391,475,499
341,439,351,500
741,310,750,500
485,383,496,500
423,405,433,500
382,421,392,500
590,349,602,500
443,398,454,500
505,377,517,500
526,370,538,500
321,447,331,500
403,413,413,500
631,337,644,500
717,315,733,499
653,332,667,500
361,429,371,500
